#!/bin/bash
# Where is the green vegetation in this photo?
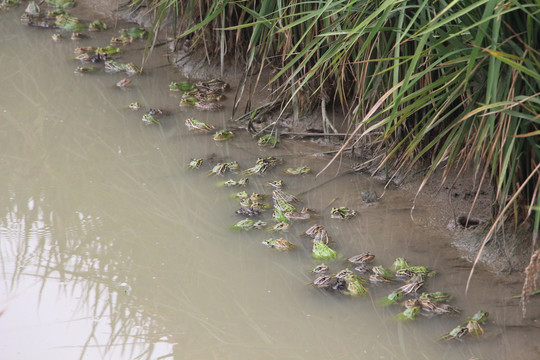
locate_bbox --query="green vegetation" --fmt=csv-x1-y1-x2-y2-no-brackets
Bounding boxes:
129,0,538,294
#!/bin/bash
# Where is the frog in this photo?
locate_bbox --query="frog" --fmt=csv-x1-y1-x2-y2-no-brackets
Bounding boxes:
142,113,159,125
239,198,270,212
88,20,107,31
104,60,141,75
262,238,295,250
209,161,238,176
184,118,215,132
354,264,371,274
110,35,132,45
284,207,315,221
380,290,405,306
267,180,284,189
116,78,131,88
284,166,311,175
272,222,289,232
74,66,99,75
24,1,40,15
119,27,148,40
330,206,357,220
347,252,375,264
195,101,224,112
128,102,140,110
96,46,122,56
312,264,329,274
312,275,335,288
232,218,266,231
196,79,230,93
397,299,422,321
55,14,85,31
218,178,248,187
304,224,329,244
312,242,338,260
179,96,198,107
258,133,280,146
369,265,395,283
212,130,234,141
169,81,196,92
70,32,86,40
52,33,62,41
396,276,424,294
465,311,489,337
187,158,203,169
73,46,96,55
272,189,297,204
235,207,260,217
242,157,279,176
342,273,368,296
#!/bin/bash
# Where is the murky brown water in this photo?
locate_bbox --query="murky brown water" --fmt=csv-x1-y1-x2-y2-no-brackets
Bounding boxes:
1,5,539,360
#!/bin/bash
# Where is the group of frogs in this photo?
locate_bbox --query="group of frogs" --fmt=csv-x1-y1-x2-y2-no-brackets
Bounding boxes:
186,154,489,341
14,0,227,124
4,0,489,343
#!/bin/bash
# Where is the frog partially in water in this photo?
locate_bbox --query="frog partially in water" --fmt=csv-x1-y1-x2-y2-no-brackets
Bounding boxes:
128,102,140,110
187,158,203,169
347,252,375,264
262,238,295,250
185,118,215,132
232,218,267,231
213,130,234,141
209,161,238,176
312,264,329,274
284,166,311,175
330,206,357,220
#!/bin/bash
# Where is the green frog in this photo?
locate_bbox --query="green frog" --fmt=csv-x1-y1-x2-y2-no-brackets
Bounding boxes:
284,166,311,175
312,242,338,260
185,118,215,132
330,206,357,220
89,20,107,31
187,158,203,169
55,14,85,31
209,161,238,176
213,130,234,141
267,180,284,189
142,113,159,125
242,157,278,176
169,81,196,92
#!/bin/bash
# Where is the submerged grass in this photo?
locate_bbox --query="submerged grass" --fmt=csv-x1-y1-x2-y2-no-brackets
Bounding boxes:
130,0,539,304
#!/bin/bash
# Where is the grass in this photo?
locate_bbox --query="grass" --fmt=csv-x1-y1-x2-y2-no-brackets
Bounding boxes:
130,0,539,306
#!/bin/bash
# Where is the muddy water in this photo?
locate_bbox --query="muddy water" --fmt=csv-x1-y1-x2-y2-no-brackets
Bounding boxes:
1,8,539,360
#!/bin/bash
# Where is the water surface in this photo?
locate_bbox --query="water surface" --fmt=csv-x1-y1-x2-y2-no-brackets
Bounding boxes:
1,7,539,360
